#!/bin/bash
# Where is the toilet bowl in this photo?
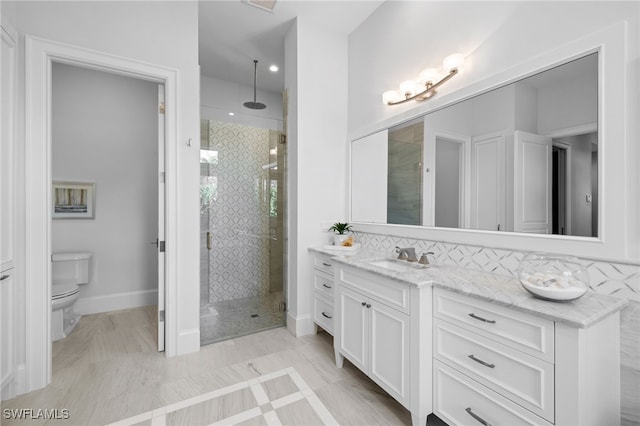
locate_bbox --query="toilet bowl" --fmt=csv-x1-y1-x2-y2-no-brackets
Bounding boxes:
51,252,92,341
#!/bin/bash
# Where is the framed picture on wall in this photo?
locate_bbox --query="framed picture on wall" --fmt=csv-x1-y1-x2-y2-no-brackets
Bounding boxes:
52,181,96,219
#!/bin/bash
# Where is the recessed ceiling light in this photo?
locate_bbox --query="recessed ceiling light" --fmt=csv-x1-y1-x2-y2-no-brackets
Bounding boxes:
269,65,279,72
229,112,235,116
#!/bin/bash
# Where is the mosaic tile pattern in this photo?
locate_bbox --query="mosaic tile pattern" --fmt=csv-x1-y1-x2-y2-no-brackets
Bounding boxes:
355,231,640,302
206,122,272,303
200,292,285,346
106,367,338,426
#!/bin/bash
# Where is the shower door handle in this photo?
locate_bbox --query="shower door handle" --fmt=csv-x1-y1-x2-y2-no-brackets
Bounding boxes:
206,231,212,251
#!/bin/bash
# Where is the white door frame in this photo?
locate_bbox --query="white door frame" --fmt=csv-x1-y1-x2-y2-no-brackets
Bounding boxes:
24,36,179,391
425,129,471,229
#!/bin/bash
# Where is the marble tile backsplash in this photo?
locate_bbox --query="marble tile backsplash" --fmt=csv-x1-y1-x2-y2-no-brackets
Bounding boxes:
354,231,640,425
354,231,640,301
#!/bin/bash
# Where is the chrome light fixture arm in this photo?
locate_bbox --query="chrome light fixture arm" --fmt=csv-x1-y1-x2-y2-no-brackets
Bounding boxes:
387,67,459,106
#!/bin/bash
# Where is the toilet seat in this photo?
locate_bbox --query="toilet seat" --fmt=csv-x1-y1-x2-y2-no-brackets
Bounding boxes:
52,283,80,300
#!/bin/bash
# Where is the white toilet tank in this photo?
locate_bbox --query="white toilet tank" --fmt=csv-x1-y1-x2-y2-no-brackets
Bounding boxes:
52,252,92,285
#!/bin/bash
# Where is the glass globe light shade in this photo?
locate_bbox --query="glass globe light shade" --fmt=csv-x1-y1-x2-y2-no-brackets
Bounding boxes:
443,53,465,71
382,90,401,104
399,79,419,96
418,68,440,85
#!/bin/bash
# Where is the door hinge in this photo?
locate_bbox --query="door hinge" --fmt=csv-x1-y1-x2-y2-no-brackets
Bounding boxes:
160,171,165,183
279,134,287,145
159,241,165,252
158,310,165,322
159,102,165,114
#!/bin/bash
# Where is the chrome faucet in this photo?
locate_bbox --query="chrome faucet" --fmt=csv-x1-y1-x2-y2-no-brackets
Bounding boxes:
395,246,418,262
419,251,435,265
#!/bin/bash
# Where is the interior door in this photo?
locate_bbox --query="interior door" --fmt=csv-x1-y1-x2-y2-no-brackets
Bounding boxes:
470,133,505,231
514,131,552,234
157,84,166,351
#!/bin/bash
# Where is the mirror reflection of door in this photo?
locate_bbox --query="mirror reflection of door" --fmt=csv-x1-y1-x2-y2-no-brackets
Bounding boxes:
434,136,467,229
551,132,598,237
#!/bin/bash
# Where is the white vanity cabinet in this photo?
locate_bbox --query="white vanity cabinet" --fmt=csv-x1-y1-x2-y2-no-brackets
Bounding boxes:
433,288,621,426
334,264,432,426
312,252,336,335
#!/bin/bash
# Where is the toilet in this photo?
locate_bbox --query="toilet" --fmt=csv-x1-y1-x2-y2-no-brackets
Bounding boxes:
51,252,92,341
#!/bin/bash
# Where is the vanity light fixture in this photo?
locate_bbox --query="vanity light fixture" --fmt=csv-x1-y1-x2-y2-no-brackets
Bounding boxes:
383,53,465,106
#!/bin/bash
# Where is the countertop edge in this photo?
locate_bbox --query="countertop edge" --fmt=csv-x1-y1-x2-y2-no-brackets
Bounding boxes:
309,246,629,329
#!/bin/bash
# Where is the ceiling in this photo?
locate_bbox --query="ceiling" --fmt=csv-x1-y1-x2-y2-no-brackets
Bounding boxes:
198,0,384,94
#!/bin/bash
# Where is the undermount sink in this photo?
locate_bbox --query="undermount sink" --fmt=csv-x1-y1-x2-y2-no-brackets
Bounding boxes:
367,258,430,273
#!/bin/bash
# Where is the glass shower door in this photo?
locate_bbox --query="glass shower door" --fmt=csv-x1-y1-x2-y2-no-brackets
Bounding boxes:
199,120,286,345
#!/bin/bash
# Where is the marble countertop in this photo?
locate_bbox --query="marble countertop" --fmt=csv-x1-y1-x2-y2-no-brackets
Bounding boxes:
310,246,628,328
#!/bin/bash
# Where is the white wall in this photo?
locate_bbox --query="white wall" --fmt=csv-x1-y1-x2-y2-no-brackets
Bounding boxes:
201,75,283,131
349,1,639,261
285,17,348,336
537,73,597,134
12,0,200,361
51,62,158,313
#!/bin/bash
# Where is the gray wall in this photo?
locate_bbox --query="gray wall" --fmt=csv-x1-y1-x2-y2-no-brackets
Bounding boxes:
52,62,158,310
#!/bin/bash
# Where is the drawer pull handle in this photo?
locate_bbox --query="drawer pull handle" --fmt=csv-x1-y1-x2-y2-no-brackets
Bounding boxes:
465,408,492,426
468,313,496,324
322,262,332,267
0,274,9,281
321,312,333,319
468,354,495,369
322,283,332,289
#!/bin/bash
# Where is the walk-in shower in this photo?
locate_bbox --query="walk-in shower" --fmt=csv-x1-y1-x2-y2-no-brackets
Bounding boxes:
199,120,286,345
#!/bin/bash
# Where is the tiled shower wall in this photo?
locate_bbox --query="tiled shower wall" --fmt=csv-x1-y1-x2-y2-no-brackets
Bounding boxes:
354,231,640,425
205,121,272,303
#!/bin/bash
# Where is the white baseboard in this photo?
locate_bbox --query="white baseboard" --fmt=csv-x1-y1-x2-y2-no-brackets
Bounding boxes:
75,289,157,315
175,328,201,357
286,312,315,337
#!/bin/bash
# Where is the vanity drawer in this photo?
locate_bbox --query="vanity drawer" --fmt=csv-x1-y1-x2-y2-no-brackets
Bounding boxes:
313,253,335,275
433,289,554,362
434,319,554,422
338,266,409,315
434,360,552,426
313,294,334,335
313,270,334,300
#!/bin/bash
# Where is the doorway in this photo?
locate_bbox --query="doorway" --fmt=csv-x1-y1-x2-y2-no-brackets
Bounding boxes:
552,132,598,237
50,62,163,350
199,120,286,345
25,36,184,392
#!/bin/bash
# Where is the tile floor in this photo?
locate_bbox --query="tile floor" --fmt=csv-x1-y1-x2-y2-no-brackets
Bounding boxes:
1,306,418,426
200,292,286,346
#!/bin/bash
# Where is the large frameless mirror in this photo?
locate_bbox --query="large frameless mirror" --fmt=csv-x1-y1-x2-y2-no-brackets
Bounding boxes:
351,52,598,237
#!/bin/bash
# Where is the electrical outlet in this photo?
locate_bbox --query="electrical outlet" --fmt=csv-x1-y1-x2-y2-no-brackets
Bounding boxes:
586,194,592,203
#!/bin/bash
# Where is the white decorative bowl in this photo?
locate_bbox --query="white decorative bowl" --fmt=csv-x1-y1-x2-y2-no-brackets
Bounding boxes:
518,253,589,301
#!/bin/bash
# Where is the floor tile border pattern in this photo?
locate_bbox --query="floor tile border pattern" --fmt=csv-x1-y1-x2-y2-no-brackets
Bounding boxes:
106,367,338,426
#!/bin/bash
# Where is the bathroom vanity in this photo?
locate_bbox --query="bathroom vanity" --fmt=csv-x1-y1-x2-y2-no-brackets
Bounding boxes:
309,247,627,426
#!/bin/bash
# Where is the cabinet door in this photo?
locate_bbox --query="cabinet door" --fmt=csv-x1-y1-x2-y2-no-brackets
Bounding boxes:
369,301,410,407
1,269,14,396
338,286,368,372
